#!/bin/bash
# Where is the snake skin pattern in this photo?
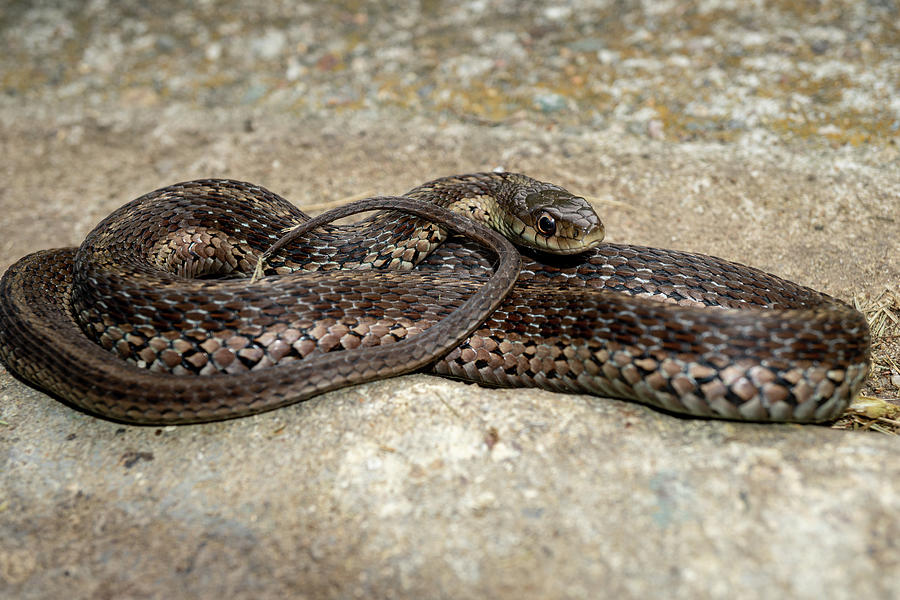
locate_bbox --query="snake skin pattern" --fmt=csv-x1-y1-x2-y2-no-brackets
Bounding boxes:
0,173,870,424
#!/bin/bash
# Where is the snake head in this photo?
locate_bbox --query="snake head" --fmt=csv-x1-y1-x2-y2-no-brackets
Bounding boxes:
500,180,605,255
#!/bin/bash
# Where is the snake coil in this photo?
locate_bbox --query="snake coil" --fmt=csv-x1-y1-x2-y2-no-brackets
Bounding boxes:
0,174,870,424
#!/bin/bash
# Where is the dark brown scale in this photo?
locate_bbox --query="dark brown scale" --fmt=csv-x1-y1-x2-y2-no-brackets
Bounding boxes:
0,175,870,424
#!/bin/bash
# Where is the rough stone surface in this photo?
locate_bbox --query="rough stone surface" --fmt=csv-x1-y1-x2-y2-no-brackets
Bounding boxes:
1,2,899,599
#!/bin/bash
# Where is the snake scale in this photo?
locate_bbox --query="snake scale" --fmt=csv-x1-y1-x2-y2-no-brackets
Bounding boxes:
0,173,870,424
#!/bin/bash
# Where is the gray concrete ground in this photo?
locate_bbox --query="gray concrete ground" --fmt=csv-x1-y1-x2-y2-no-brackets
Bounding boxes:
1,2,899,598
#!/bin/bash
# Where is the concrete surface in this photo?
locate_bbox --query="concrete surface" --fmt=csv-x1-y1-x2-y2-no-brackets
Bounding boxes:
1,1,899,599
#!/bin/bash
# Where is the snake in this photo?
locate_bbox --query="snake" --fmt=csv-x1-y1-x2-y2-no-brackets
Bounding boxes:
0,173,870,425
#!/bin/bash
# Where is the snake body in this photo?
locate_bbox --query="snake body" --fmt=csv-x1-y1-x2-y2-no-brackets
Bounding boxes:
0,173,870,424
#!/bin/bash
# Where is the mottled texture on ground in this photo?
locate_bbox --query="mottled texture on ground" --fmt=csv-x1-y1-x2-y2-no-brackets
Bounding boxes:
1,1,899,599
3,0,899,144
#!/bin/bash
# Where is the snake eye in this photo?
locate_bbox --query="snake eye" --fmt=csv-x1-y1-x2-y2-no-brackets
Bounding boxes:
535,212,557,237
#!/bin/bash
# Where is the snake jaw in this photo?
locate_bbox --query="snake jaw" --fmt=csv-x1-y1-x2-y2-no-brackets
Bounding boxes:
547,223,606,254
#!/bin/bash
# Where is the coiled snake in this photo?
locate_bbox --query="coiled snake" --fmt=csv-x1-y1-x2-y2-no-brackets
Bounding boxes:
0,173,870,424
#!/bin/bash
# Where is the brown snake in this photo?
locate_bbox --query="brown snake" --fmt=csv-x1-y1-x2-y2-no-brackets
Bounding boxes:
0,173,870,424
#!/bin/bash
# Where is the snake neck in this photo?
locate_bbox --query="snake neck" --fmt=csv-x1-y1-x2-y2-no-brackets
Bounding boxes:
406,173,511,232
355,173,516,270
271,173,521,273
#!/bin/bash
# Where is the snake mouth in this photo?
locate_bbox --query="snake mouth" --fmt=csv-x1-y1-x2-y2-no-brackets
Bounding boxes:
575,222,606,251
518,220,606,255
